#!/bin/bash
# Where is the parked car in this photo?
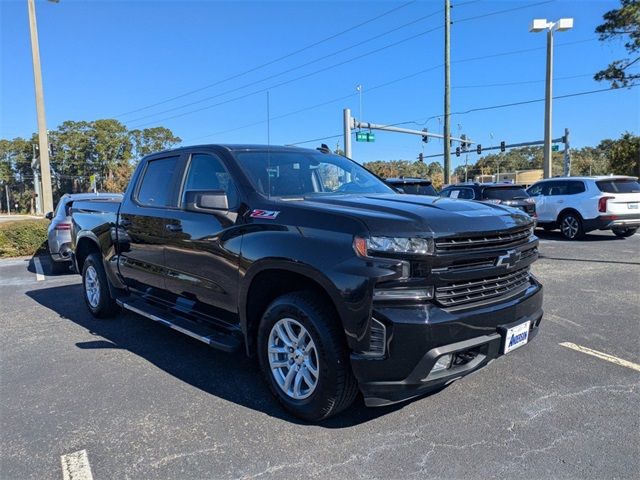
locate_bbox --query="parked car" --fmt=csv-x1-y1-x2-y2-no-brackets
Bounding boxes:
70,144,542,421
46,193,122,273
526,176,640,240
385,177,438,196
439,183,536,217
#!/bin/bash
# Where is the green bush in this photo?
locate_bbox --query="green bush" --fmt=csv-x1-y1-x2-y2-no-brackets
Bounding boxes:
0,220,49,258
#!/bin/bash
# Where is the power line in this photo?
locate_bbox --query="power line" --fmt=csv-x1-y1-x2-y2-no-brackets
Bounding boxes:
115,0,417,118
453,0,555,24
125,1,556,128
182,39,595,142
453,73,593,89
125,7,444,125
286,134,344,147
285,84,637,149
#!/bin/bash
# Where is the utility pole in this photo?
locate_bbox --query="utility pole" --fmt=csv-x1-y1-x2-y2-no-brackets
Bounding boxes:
343,108,352,159
5,185,11,215
563,127,571,176
27,0,54,215
443,0,451,184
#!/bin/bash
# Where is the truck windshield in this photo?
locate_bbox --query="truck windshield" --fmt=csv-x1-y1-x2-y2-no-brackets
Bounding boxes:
482,187,529,201
235,151,394,197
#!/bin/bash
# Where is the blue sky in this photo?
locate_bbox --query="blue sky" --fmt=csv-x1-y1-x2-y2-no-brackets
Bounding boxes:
1,0,638,170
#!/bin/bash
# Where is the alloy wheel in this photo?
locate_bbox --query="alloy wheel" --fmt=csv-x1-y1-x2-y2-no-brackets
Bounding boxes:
561,215,579,239
84,265,101,308
268,318,319,400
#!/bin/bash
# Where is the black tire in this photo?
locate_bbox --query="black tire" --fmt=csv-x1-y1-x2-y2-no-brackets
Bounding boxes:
82,253,119,318
257,291,358,421
612,227,638,238
559,212,584,240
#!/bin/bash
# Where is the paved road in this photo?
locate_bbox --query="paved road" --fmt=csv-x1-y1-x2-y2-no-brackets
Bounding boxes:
1,230,639,479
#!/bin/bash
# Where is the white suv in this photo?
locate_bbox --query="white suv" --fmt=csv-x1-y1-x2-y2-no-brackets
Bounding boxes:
526,176,640,240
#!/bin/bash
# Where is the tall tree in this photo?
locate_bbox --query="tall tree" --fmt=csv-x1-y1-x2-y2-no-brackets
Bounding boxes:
594,0,640,87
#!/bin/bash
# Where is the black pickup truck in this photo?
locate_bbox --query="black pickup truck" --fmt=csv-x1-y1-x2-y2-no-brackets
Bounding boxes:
71,144,543,421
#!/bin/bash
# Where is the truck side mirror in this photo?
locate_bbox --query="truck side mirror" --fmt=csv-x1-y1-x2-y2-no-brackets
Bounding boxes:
45,211,54,220
184,190,229,212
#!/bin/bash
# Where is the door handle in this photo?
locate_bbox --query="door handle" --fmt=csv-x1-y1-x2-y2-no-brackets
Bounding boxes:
558,200,564,204
166,224,183,232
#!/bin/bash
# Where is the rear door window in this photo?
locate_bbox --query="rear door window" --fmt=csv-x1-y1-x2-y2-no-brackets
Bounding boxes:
567,181,586,195
548,181,569,196
137,156,180,207
596,179,640,193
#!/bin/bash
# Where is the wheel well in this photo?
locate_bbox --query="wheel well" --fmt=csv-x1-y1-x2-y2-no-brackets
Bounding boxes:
557,208,583,223
75,237,101,273
244,269,340,356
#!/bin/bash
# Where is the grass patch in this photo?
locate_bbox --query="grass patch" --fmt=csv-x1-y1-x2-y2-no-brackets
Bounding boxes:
0,219,49,258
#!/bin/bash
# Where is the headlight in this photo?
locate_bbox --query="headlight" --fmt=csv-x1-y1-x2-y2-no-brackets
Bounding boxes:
354,236,434,256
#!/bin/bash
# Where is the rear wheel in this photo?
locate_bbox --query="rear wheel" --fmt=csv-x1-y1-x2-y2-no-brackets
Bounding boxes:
612,227,638,238
82,253,119,318
559,212,584,240
257,291,358,421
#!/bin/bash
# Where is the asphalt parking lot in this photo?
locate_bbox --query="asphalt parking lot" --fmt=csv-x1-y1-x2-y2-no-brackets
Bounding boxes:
1,230,639,480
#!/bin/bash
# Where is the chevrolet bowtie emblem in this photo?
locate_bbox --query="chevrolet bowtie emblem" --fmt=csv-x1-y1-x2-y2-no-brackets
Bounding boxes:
496,249,521,269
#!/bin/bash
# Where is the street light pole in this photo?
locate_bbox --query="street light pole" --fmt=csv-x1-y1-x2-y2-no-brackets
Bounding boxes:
27,0,54,214
543,27,553,180
531,17,573,179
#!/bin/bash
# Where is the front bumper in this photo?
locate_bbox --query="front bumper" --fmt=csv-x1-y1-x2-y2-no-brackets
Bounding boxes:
351,279,543,407
584,214,640,232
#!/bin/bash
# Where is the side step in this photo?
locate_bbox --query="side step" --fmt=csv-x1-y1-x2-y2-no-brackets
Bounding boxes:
117,298,242,353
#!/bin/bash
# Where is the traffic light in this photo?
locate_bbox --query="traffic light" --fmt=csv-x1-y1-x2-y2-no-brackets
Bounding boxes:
417,152,424,162
421,128,429,143
460,134,468,152
455,146,461,157
500,141,506,152
476,144,482,155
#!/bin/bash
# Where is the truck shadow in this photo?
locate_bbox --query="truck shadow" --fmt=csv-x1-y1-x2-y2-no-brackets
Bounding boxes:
26,283,407,428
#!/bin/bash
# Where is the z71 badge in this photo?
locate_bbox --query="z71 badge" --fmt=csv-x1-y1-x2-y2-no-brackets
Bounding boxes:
250,209,280,220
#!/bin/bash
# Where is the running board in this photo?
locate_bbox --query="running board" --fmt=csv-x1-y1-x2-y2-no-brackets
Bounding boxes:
117,298,242,353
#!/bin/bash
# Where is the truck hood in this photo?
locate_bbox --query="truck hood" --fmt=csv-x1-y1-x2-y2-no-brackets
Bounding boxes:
291,194,533,237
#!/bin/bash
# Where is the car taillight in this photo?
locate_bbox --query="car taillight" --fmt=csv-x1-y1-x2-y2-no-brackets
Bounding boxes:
55,223,71,231
598,196,614,213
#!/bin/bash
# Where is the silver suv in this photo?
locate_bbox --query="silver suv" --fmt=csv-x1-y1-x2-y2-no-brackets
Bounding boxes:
46,193,122,273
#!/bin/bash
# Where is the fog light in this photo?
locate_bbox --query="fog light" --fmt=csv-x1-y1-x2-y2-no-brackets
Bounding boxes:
431,354,453,374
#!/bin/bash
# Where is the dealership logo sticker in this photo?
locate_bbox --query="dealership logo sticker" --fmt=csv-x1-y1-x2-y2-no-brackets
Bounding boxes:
250,209,280,219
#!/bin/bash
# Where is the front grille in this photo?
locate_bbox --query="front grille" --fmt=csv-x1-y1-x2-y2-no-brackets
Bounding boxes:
435,226,531,252
435,266,531,308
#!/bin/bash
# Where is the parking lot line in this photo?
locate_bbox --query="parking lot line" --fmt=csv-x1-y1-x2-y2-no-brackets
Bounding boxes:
33,257,45,281
559,342,640,373
60,449,93,480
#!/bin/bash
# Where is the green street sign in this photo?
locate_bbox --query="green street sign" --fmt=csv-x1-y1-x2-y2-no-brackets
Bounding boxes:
356,131,376,142
552,144,559,152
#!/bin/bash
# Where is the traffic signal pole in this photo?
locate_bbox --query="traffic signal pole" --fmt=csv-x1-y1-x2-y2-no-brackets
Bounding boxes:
27,0,54,215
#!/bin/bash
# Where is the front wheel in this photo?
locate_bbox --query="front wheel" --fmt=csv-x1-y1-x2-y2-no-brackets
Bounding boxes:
559,212,584,240
82,253,119,318
612,227,638,238
257,292,358,421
